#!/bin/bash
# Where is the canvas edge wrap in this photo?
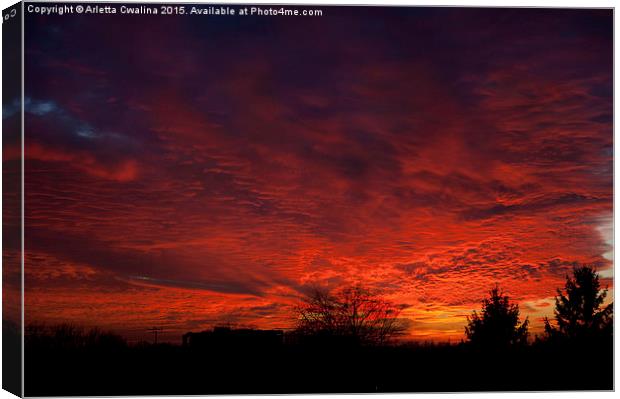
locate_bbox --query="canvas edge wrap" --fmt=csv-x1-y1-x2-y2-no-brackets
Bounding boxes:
2,1,24,397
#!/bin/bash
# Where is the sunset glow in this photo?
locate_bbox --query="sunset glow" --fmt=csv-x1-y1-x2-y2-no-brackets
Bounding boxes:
14,7,612,342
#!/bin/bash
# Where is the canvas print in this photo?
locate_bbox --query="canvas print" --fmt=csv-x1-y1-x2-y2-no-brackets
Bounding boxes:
1,1,614,396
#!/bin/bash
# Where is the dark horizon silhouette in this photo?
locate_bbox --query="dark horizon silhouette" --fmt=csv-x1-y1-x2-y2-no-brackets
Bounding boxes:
19,266,614,395
19,314,613,395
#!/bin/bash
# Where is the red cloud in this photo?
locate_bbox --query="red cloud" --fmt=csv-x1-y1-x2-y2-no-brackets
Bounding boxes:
25,143,138,182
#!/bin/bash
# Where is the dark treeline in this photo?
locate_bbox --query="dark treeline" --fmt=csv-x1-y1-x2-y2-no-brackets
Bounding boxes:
22,266,613,395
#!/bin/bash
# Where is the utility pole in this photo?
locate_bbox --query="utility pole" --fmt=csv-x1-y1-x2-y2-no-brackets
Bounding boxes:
147,327,163,344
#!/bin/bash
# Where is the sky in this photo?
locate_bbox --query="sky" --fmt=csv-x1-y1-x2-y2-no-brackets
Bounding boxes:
7,6,612,342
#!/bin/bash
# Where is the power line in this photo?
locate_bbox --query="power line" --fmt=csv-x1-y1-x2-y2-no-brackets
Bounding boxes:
146,327,163,344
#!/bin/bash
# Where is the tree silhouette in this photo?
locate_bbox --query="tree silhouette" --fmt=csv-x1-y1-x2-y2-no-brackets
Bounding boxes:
465,285,529,349
296,285,404,345
544,265,613,341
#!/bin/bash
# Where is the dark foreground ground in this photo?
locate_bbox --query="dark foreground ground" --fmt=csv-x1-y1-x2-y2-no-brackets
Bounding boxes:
22,333,613,395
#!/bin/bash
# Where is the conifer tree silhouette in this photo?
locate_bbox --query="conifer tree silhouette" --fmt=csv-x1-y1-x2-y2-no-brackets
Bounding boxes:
465,285,529,349
544,265,613,341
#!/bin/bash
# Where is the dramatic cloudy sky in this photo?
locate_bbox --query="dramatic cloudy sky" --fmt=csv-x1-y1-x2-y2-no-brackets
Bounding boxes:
11,7,612,341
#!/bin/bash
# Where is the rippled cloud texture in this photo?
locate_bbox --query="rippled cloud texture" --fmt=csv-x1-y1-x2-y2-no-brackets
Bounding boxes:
16,7,612,341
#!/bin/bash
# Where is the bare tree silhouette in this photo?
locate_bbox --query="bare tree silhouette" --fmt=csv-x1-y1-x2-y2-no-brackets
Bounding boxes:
544,265,613,341
25,323,126,351
295,285,405,345
465,285,529,349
